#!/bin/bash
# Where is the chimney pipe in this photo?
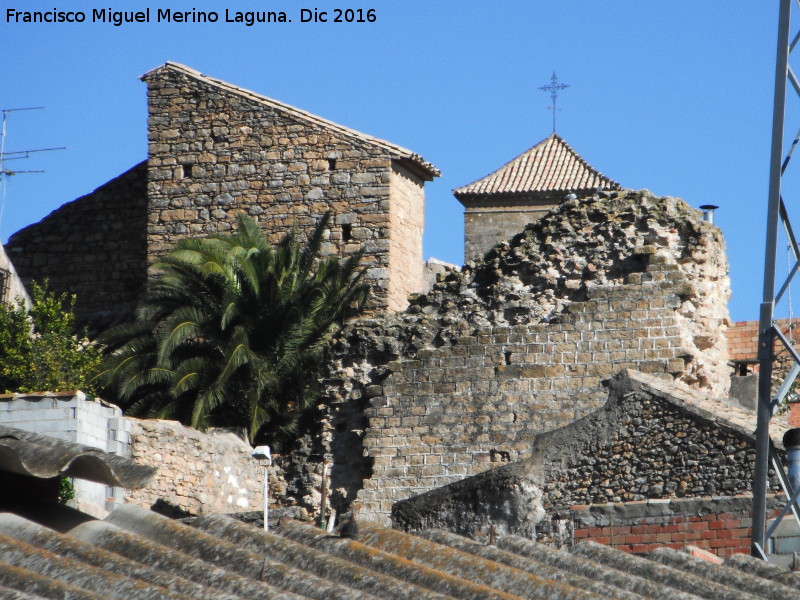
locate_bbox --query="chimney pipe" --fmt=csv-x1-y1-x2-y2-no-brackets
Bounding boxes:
699,204,719,225
783,428,800,493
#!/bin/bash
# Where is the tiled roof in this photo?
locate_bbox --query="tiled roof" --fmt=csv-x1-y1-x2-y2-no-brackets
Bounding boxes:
453,133,620,199
1,503,799,599
0,425,155,488
141,62,441,181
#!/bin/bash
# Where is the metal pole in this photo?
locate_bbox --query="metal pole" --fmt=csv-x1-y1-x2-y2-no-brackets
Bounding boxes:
753,0,792,557
264,462,269,531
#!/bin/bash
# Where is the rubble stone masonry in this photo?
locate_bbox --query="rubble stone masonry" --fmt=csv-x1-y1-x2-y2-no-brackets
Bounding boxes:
6,163,149,328
320,190,732,523
142,62,434,312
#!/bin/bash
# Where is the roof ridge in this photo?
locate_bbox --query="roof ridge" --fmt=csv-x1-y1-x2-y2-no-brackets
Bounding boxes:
141,62,440,179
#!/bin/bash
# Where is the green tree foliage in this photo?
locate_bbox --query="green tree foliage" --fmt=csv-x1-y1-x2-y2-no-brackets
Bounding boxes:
0,281,101,394
96,213,369,447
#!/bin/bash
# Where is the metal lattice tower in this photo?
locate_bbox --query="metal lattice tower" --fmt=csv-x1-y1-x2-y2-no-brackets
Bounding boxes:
752,0,800,559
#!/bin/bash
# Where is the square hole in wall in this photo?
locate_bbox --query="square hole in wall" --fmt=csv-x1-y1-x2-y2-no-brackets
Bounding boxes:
327,158,337,171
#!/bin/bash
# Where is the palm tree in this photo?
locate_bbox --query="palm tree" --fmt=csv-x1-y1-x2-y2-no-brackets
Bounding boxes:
95,212,369,446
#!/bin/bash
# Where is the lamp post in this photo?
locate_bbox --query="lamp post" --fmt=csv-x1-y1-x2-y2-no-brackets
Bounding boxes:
251,445,272,531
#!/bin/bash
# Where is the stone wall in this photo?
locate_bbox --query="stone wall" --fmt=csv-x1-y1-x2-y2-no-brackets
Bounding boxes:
320,190,732,524
6,63,437,325
142,62,436,312
391,371,785,558
125,419,266,516
463,197,558,261
6,162,149,330
388,163,425,311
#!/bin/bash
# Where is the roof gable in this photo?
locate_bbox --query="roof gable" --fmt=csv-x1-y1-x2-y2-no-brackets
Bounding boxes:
453,133,620,199
141,62,440,180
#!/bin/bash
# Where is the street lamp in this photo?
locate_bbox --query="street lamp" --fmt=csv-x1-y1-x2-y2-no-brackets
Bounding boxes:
251,445,272,531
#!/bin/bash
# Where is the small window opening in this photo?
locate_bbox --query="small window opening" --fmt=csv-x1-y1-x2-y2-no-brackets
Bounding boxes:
342,224,352,242
181,164,195,179
327,158,337,170
504,351,512,365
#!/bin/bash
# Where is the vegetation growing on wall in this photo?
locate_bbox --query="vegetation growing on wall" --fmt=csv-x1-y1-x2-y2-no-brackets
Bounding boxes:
96,212,369,448
0,281,101,394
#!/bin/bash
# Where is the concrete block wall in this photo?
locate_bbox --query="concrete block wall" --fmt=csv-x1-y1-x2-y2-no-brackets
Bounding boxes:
0,392,129,517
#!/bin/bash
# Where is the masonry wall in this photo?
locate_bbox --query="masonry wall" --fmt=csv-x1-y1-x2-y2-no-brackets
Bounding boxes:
6,163,149,329
0,392,130,517
463,197,557,261
320,190,732,525
125,419,267,516
388,163,425,311
344,262,706,523
569,496,771,558
143,64,425,311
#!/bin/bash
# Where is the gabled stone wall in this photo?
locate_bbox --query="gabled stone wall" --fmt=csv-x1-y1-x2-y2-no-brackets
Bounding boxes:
143,63,432,311
6,163,149,329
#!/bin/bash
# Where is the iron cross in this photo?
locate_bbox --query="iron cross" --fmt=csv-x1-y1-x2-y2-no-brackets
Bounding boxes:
538,72,569,133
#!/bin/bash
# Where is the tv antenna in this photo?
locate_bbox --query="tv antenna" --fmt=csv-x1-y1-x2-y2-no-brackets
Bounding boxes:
0,106,66,231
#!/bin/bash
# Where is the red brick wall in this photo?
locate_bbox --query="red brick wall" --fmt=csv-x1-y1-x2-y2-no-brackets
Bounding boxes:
569,496,781,558
728,318,798,370
574,511,750,557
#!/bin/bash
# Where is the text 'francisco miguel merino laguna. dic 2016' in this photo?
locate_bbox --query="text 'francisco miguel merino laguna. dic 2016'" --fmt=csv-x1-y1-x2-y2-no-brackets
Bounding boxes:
5,8,298,26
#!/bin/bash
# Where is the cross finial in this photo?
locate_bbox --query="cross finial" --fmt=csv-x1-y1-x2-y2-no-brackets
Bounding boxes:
538,71,569,133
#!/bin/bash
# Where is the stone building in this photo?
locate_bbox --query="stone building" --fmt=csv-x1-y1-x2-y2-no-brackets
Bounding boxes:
392,369,788,558
454,133,620,261
318,188,732,524
6,62,439,327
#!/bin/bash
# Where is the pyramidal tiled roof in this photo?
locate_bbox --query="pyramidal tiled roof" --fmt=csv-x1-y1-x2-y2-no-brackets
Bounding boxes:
454,133,620,199
142,62,440,180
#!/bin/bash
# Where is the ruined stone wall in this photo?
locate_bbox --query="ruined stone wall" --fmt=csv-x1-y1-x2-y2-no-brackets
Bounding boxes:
6,163,149,329
388,163,425,311
143,63,425,311
320,190,731,524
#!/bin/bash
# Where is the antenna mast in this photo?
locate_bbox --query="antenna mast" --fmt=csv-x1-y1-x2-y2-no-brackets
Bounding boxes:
0,107,65,231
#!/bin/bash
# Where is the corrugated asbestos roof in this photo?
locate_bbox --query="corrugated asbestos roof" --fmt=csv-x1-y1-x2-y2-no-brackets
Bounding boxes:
0,425,155,488
453,133,620,199
0,502,798,599
141,62,441,181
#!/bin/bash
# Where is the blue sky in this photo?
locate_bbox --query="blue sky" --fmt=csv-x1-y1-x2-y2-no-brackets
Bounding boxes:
0,1,792,321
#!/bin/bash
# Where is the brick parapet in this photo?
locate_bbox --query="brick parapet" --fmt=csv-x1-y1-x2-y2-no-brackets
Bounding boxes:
569,495,781,558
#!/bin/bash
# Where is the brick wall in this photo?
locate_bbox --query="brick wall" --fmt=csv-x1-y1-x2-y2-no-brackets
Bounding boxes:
6,163,149,329
570,496,778,558
727,318,798,374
